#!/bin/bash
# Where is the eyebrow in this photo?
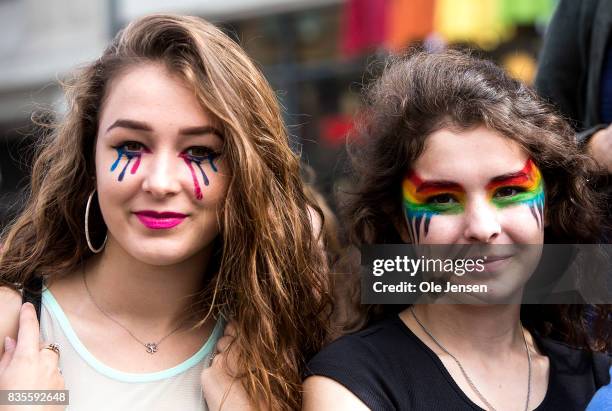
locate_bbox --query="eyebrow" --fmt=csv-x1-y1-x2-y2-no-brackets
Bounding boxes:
408,163,533,193
416,180,464,193
106,119,224,139
408,173,464,193
485,171,530,189
485,160,535,189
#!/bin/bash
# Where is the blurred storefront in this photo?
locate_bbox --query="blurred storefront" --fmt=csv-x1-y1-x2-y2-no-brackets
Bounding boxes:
0,0,558,226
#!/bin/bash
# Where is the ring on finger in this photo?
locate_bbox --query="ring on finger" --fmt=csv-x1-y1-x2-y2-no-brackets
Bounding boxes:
208,350,218,364
43,343,61,357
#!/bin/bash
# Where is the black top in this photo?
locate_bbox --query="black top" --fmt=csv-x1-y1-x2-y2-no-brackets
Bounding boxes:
305,316,612,411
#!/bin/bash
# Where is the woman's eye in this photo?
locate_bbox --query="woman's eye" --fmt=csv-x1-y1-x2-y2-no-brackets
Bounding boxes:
494,187,525,198
119,141,144,153
184,146,218,160
426,194,458,205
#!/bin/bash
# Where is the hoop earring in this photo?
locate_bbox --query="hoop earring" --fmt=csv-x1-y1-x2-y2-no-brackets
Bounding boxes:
85,189,107,253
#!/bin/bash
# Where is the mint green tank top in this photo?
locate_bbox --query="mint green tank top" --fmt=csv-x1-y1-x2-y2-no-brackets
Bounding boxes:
40,289,224,410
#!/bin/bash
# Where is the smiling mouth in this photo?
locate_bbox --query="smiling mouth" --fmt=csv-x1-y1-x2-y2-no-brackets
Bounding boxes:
481,255,514,263
134,211,187,230
473,255,514,274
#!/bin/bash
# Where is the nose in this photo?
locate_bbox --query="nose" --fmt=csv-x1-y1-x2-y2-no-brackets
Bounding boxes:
141,151,182,199
463,197,501,243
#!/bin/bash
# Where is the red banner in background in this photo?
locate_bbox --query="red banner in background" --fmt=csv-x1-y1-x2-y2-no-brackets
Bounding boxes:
341,0,389,57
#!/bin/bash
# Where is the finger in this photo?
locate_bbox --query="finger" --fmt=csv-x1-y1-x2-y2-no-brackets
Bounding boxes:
3,336,16,354
214,338,241,377
208,350,222,368
0,336,16,374
223,322,238,337
39,343,60,359
15,303,41,358
215,335,233,353
39,345,61,371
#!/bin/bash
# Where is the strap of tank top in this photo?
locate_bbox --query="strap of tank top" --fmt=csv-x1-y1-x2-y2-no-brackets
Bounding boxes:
21,276,43,322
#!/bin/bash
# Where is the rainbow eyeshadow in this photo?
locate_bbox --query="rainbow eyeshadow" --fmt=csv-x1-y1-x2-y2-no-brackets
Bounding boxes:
110,146,150,181
401,159,545,242
486,158,545,228
179,152,218,200
402,172,466,243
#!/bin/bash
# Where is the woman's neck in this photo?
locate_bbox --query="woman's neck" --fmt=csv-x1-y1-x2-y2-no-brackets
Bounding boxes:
403,304,524,356
83,235,213,330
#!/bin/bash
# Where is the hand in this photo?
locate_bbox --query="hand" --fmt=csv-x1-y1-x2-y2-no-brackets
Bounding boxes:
588,125,612,173
0,303,65,411
201,322,254,410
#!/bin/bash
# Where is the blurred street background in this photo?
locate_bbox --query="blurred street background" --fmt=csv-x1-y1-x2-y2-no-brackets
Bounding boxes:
0,0,557,228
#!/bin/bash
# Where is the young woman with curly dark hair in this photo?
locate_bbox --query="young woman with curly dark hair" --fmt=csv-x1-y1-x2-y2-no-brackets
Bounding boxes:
303,50,611,411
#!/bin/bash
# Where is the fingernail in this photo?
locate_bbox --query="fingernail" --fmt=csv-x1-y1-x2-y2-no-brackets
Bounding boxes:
4,336,15,351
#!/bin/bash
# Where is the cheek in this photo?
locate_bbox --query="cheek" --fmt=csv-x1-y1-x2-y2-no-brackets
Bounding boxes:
422,215,464,243
108,148,147,183
185,171,229,245
188,159,229,209
94,151,141,220
404,212,464,244
498,204,544,242
97,146,131,183
95,180,129,235
197,173,228,208
179,155,228,202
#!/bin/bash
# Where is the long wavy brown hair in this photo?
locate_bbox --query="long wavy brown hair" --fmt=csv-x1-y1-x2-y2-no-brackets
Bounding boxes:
0,14,331,409
338,50,611,352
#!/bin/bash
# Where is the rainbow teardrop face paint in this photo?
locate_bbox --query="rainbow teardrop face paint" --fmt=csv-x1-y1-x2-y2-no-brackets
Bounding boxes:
486,159,545,229
402,159,545,243
110,143,219,201
110,146,150,181
403,172,466,243
179,152,218,200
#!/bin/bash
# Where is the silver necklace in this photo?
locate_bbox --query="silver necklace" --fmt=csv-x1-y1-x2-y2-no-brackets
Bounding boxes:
409,307,531,411
83,270,185,354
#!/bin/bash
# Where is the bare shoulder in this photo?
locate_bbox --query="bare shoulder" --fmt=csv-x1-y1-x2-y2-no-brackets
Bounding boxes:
302,376,370,411
0,286,22,351
0,286,22,313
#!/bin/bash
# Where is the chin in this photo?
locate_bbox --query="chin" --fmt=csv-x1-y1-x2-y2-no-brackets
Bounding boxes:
133,251,190,266
439,265,531,304
126,238,204,266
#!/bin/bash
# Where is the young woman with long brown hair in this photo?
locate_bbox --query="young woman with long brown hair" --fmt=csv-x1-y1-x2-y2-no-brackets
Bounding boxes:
303,51,611,410
0,14,330,410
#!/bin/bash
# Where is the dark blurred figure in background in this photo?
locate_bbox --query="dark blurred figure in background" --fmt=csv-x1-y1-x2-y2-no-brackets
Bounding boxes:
536,0,612,242
536,0,612,171
535,3,612,406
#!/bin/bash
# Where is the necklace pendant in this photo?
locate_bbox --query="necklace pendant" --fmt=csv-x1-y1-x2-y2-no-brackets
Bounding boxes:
145,343,158,354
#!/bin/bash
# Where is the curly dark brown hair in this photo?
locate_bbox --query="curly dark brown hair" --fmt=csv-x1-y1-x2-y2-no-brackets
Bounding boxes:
338,50,611,352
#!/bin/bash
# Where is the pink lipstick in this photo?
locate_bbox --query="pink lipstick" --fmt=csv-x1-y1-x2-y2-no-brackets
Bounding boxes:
134,211,187,230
